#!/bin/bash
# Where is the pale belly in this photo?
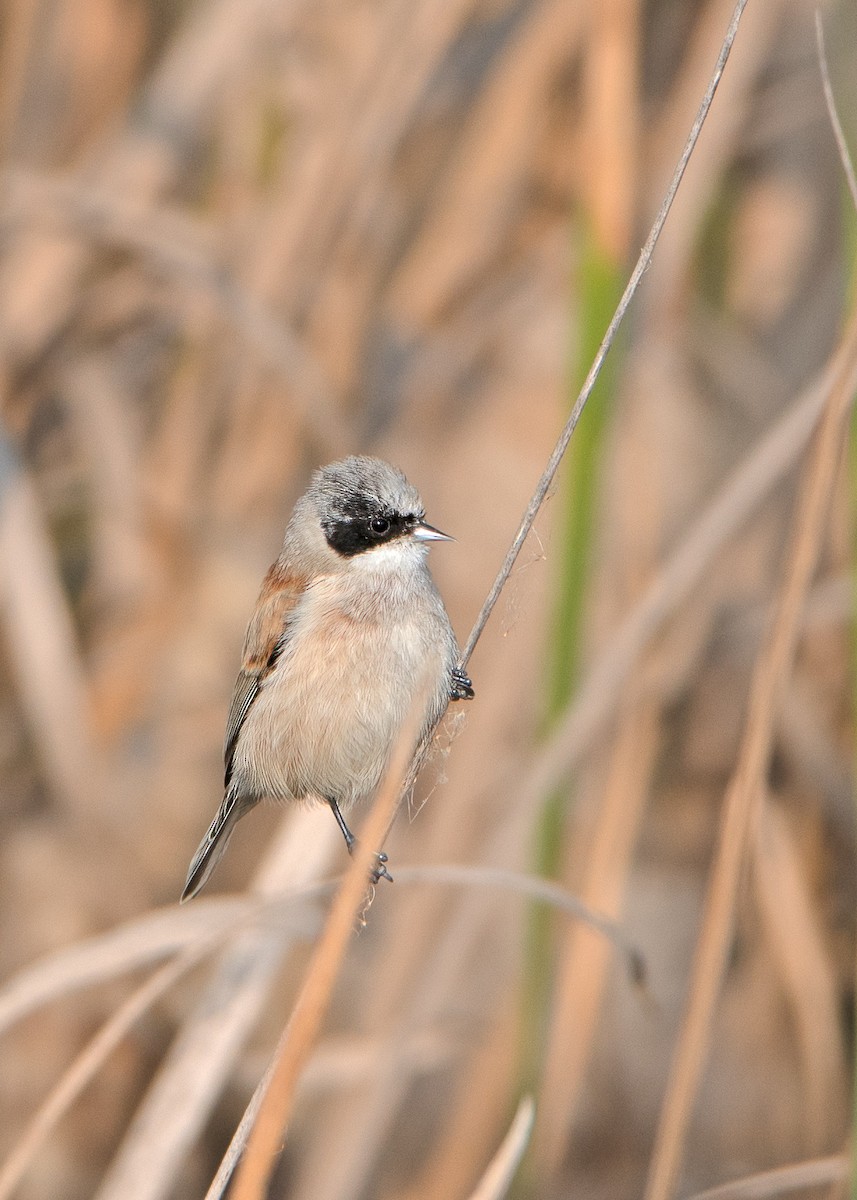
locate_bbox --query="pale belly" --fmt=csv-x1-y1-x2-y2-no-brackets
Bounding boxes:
230,601,452,807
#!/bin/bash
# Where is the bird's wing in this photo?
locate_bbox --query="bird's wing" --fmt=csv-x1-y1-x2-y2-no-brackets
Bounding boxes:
182,784,249,901
224,562,308,787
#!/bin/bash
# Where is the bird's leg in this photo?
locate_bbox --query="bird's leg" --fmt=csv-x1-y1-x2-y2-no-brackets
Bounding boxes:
369,854,393,884
327,797,393,883
327,796,356,852
449,665,474,701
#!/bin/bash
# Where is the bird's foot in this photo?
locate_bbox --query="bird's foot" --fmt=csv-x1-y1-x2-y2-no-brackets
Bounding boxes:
329,796,393,883
371,851,394,884
449,666,474,701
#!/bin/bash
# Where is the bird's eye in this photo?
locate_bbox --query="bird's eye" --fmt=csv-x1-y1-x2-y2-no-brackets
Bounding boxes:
369,516,390,536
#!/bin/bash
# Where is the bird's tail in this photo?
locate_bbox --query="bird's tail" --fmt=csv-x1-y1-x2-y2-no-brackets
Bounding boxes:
181,789,250,902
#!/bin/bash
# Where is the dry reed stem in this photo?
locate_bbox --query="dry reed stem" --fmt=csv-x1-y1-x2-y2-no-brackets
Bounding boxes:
391,864,642,974
815,14,857,213
751,800,845,1152
230,701,426,1200
642,0,784,317
376,0,751,860
0,900,248,1036
0,438,97,820
537,695,661,1172
0,0,41,158
464,1095,535,1200
250,828,591,1196
203,1066,270,1199
517,355,836,816
686,1154,850,1200
283,878,513,1196
457,0,750,671
389,0,585,326
93,814,337,1200
0,170,344,456
642,302,857,1200
0,0,285,371
0,941,218,1200
400,1001,520,1200
201,856,635,1198
0,863,627,1047
581,0,639,260
204,864,613,1200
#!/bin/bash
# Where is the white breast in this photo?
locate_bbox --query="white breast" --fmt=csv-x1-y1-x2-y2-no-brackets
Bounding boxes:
230,564,455,808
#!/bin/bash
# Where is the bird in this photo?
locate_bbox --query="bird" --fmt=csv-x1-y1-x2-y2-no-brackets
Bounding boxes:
181,455,473,901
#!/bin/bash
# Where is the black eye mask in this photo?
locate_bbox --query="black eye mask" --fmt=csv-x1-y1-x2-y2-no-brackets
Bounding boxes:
322,499,421,558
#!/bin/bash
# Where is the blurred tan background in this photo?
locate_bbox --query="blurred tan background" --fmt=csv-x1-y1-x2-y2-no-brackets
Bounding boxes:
0,0,855,1197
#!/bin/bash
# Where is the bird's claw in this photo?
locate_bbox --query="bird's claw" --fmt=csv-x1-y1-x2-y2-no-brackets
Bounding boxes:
449,666,474,701
371,851,393,884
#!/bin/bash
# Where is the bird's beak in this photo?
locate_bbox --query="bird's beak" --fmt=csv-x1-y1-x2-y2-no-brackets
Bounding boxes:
411,521,453,543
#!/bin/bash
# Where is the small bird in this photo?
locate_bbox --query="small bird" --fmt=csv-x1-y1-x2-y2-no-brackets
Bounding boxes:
182,455,473,901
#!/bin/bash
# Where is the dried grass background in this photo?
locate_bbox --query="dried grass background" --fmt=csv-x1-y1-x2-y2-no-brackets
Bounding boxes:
0,0,855,1198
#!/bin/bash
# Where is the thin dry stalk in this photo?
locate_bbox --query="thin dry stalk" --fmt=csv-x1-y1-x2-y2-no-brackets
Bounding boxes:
642,0,785,316
0,0,41,157
536,695,661,1171
0,900,247,1036
205,861,633,1200
642,302,857,1200
207,928,423,1200
203,1063,270,1199
0,170,343,456
464,1095,535,1200
390,0,586,325
0,942,217,1200
581,0,639,260
815,14,857,213
458,0,750,670
378,0,751,860
686,1154,850,1200
752,800,845,1151
518,353,836,817
400,1001,520,1200
237,830,610,1198
0,861,618,1053
275,862,516,1197
391,864,642,976
93,815,337,1200
229,702,427,1200
0,438,97,820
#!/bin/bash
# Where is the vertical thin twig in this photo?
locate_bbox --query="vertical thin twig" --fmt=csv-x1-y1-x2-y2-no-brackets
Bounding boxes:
643,304,857,1200
229,698,427,1200
382,0,751,855
458,0,750,669
815,12,857,213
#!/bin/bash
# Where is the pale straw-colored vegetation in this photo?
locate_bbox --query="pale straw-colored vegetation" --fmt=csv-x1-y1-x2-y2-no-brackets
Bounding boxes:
0,1,855,1198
